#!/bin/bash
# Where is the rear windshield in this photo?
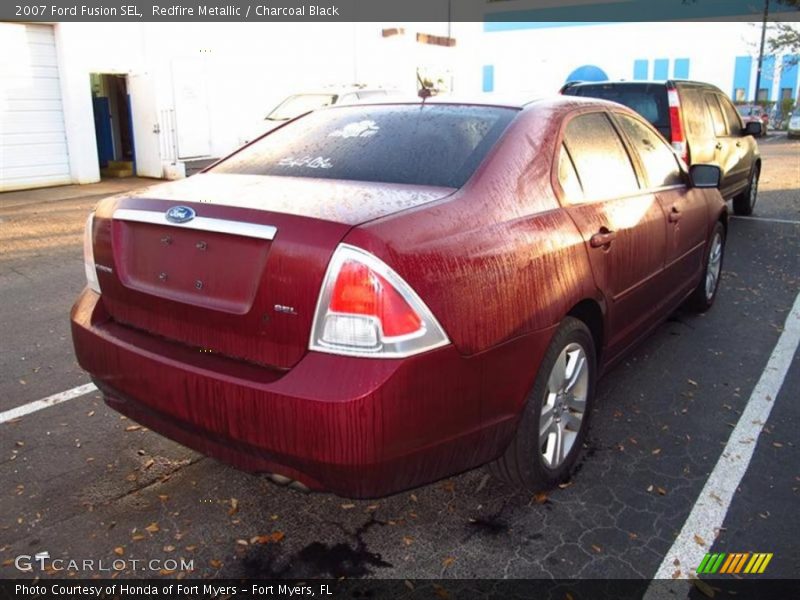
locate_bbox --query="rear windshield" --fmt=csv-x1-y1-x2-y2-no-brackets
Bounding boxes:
564,83,669,131
214,104,518,188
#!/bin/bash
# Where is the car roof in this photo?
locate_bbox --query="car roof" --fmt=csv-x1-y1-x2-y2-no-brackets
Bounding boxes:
562,79,723,92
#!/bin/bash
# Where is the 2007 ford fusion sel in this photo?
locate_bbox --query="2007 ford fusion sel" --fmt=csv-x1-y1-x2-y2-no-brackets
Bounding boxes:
71,97,727,498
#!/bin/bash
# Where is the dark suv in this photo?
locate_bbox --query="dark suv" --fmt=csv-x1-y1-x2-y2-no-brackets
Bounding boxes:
561,80,762,215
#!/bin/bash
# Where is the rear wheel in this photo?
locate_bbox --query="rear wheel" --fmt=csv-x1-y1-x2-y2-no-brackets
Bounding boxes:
687,221,726,313
490,317,596,491
733,165,759,216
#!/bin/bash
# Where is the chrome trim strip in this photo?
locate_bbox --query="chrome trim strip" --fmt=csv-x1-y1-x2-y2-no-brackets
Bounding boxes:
112,208,277,241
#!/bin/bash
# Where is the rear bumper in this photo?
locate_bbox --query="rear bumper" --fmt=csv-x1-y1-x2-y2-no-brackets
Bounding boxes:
71,289,554,498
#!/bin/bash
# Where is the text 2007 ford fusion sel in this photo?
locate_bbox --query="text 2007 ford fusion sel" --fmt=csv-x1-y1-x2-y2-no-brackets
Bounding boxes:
71,97,727,498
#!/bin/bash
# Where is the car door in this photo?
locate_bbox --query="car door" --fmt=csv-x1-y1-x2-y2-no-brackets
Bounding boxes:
716,93,753,191
557,111,668,359
703,93,743,199
613,112,709,302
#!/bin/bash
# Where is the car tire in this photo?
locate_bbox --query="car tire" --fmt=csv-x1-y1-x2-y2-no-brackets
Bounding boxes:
489,317,596,491
733,165,759,216
686,221,726,313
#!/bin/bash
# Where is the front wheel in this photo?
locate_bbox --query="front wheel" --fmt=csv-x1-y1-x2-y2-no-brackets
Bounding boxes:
489,317,596,491
733,166,759,216
687,221,726,313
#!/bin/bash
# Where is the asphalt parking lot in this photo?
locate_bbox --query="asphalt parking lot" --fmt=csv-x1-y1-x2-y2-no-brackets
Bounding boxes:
1,137,798,584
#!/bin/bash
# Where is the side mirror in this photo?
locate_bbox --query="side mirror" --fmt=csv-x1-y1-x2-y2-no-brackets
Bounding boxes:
689,164,721,189
744,121,762,137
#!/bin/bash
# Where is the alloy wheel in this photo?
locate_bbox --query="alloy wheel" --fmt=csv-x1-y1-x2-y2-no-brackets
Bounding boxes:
705,232,723,300
539,342,588,469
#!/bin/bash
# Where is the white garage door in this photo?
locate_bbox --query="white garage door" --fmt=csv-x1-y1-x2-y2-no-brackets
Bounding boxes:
0,23,71,192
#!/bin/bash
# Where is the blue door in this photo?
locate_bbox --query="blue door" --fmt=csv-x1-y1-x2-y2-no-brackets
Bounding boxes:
92,96,114,168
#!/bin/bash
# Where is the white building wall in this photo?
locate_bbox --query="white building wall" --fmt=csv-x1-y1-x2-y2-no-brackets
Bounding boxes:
475,22,766,98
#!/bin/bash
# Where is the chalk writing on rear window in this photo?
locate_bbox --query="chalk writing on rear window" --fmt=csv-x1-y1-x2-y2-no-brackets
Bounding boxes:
278,156,333,169
328,120,380,139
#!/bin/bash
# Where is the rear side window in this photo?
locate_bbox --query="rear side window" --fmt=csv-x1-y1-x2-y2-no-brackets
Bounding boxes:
717,95,743,135
563,83,670,135
213,105,517,188
615,114,683,188
704,95,727,137
557,144,584,202
563,113,640,201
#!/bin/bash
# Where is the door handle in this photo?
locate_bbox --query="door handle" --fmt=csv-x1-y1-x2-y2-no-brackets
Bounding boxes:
668,207,682,223
590,229,617,248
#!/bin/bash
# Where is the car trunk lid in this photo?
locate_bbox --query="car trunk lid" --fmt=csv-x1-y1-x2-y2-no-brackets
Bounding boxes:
91,173,455,369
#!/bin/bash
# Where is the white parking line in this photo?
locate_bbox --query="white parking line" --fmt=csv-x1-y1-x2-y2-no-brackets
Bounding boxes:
731,215,800,225
0,383,97,424
646,289,800,591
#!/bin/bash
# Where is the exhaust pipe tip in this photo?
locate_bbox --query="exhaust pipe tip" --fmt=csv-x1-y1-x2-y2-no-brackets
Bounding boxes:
268,473,291,486
265,472,310,493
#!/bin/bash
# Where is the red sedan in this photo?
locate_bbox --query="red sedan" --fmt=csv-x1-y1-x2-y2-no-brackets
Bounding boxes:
71,97,727,498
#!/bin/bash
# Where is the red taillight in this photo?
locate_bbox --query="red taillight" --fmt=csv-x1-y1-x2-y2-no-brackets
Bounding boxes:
330,260,422,337
667,88,688,163
310,245,449,357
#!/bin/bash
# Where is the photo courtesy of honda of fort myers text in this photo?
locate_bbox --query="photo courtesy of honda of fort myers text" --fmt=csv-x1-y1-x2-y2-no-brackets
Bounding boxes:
1,0,800,599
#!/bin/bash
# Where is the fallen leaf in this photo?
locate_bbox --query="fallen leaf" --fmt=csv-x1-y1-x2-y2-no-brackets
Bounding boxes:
533,492,548,505
672,569,682,579
442,556,455,568
228,498,239,516
557,481,573,489
210,559,222,569
647,485,654,493
145,522,160,534
163,545,175,552
591,544,602,553
403,536,414,546
143,459,155,470
688,379,699,387
158,495,169,502
340,503,356,510
772,442,784,448
131,533,146,541
236,539,249,546
433,584,450,600
87,411,95,417
410,494,418,503
113,547,125,556
657,487,667,496
651,448,661,455
404,580,414,591
694,534,706,547
270,531,285,543
125,425,141,432
691,577,715,598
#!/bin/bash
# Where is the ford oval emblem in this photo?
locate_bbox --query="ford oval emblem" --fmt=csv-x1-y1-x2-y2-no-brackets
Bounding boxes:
165,206,195,224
